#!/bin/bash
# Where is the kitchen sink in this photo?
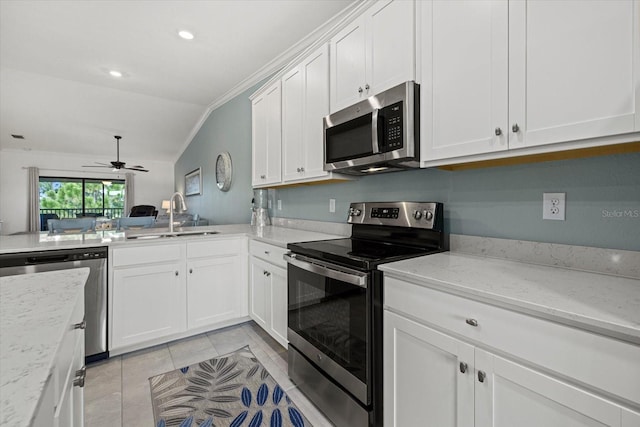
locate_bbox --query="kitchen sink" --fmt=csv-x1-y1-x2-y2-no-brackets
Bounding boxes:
126,230,219,240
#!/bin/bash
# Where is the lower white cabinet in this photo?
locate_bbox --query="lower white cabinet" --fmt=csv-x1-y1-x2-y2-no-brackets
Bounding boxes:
384,278,640,427
33,288,85,427
248,240,288,348
110,237,248,353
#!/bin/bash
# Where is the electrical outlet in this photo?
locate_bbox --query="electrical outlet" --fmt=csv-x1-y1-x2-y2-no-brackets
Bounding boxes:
543,193,566,220
277,199,282,210
329,199,336,213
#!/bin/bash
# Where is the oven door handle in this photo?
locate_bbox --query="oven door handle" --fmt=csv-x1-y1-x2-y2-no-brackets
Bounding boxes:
283,253,368,288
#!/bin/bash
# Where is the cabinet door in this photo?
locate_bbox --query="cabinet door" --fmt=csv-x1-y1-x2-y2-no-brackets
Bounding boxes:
509,0,639,149
384,311,474,427
268,265,288,348
249,257,269,330
252,81,282,187
622,409,640,427
421,0,508,161
187,255,245,329
367,0,415,95
282,65,305,182
54,334,84,427
475,349,626,427
112,262,186,349
301,44,330,180
330,16,367,111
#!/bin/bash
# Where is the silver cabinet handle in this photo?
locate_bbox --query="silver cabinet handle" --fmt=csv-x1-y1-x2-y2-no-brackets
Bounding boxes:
73,366,86,388
263,270,268,276
264,251,270,255
358,86,363,94
300,167,304,172
512,123,520,133
465,318,478,327
478,370,486,383
365,83,370,90
495,127,502,136
189,268,193,274
175,271,179,276
260,175,266,179
265,271,271,277
73,319,86,330
296,168,300,172
459,362,468,373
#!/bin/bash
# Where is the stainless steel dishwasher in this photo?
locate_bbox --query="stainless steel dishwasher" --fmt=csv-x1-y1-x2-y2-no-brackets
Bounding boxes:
0,246,108,363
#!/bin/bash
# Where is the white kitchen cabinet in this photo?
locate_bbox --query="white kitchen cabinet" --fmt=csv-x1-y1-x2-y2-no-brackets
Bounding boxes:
110,238,248,353
384,276,640,427
112,260,186,349
252,80,282,187
248,240,288,348
330,0,415,112
33,288,85,427
186,239,248,329
420,0,639,164
282,44,330,183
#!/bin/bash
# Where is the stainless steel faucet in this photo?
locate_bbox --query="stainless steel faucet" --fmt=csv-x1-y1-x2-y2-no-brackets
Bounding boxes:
169,192,187,232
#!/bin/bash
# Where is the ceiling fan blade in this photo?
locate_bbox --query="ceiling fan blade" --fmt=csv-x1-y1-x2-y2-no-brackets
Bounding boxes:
82,165,111,168
94,162,110,166
124,166,149,172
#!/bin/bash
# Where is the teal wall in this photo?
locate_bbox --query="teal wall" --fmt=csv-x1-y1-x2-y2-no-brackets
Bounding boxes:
177,86,640,251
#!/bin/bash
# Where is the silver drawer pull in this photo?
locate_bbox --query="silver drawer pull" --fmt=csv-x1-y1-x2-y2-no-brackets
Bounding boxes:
478,370,486,383
264,251,270,255
459,362,468,374
73,319,86,330
465,318,478,327
73,366,86,388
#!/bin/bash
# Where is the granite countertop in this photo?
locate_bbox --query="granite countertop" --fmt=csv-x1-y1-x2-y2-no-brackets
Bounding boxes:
0,268,89,427
0,224,343,254
380,252,640,344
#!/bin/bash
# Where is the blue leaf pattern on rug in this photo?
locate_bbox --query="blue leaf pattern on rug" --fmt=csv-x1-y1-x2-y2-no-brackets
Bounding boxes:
150,346,313,427
270,408,283,427
288,407,305,427
248,410,263,427
230,410,248,427
257,383,269,406
241,387,252,407
273,384,283,405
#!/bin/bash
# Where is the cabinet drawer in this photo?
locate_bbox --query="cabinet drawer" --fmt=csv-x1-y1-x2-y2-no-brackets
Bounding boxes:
385,277,640,405
187,238,245,258
112,243,183,267
250,240,288,269
54,292,84,404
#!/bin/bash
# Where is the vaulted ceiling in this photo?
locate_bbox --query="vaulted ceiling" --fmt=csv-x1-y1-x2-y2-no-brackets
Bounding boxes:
0,0,354,163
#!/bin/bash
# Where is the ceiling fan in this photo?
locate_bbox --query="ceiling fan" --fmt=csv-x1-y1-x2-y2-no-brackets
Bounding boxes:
82,135,148,172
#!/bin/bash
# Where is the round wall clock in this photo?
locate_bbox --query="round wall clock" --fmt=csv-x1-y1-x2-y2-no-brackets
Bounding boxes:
215,151,233,191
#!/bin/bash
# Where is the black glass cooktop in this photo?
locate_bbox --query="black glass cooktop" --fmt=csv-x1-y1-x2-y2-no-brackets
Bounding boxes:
288,238,441,271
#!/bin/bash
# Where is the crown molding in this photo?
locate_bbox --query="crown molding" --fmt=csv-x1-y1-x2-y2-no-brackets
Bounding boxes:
174,0,374,163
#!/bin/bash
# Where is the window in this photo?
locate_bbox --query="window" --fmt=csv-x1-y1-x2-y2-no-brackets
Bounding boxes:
39,177,125,219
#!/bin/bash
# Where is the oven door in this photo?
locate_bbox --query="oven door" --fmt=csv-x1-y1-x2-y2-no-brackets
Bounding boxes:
284,253,371,405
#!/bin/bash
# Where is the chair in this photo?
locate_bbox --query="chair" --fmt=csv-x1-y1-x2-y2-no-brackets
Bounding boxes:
40,213,59,231
47,218,96,234
116,216,156,230
129,205,157,217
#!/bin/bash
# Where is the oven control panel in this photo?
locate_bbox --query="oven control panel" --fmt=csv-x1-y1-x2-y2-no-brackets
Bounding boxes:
347,201,442,230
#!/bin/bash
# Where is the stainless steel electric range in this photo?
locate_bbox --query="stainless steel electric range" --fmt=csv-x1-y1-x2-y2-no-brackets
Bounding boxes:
284,201,445,426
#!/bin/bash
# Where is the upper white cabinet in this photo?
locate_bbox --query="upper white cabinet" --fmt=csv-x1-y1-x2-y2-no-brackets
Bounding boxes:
330,0,415,112
282,44,330,183
420,0,640,164
252,81,282,187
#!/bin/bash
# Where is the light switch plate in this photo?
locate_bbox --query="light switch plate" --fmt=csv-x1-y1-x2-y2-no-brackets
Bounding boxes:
277,199,282,210
329,199,336,213
543,192,565,220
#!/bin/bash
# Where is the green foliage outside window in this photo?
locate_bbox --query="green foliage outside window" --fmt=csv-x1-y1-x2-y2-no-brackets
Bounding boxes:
39,178,125,218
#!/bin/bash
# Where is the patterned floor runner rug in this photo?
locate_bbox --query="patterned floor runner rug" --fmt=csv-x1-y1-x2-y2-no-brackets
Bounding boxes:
149,345,313,427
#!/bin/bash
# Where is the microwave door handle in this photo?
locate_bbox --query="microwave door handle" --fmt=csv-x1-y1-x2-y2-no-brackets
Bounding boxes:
283,254,368,288
371,109,380,154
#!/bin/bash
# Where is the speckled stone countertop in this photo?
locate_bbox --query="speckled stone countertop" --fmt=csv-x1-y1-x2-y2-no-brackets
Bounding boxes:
380,253,640,344
0,268,89,427
0,224,343,254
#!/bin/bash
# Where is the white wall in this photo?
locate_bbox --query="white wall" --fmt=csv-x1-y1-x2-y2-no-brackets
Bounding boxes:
0,149,174,235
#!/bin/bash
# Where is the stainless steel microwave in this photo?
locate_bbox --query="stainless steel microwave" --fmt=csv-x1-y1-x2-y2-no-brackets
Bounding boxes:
323,81,419,175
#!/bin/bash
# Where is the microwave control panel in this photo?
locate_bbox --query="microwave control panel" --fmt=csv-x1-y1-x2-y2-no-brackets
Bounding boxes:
381,101,403,152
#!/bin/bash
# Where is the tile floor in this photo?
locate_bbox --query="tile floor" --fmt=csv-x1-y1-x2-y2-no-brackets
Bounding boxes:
85,321,333,426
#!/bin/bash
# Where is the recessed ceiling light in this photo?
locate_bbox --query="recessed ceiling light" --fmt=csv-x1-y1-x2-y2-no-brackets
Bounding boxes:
178,30,194,40
109,70,123,78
